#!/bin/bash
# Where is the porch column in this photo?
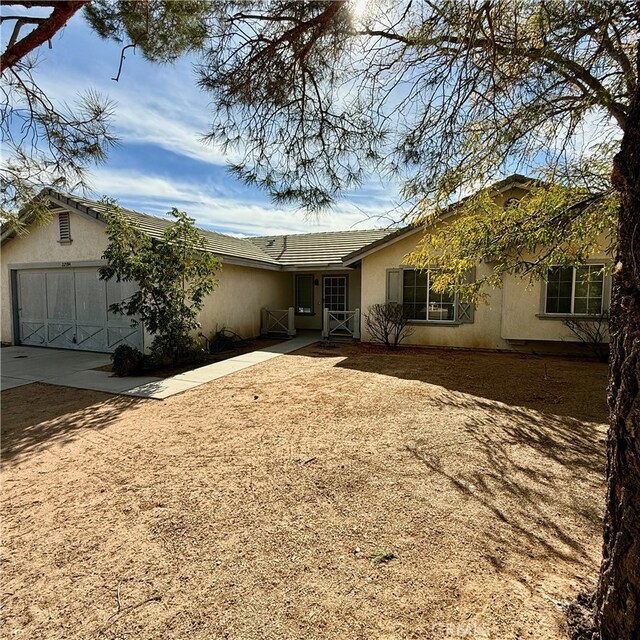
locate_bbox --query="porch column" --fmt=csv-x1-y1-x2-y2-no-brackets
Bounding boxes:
322,307,329,338
287,307,296,337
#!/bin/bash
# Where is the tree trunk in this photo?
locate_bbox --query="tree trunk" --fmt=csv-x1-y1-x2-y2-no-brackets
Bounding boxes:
596,54,640,639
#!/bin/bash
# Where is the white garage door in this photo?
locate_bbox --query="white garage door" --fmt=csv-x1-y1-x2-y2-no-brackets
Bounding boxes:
16,268,143,353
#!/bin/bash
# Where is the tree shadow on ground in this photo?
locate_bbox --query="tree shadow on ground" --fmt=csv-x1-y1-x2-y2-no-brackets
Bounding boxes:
309,343,608,566
409,389,605,565
320,342,609,423
1,383,144,463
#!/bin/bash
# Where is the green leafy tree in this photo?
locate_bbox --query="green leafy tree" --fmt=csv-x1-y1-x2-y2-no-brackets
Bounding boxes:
99,204,220,364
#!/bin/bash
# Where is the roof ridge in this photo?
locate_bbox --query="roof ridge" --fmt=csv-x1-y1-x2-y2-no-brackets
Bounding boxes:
249,227,394,240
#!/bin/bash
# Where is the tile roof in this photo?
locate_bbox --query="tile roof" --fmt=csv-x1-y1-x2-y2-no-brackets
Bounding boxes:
37,189,398,269
249,229,396,267
45,190,281,266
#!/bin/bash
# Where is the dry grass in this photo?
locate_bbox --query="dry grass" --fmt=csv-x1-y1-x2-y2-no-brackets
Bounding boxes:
1,343,608,639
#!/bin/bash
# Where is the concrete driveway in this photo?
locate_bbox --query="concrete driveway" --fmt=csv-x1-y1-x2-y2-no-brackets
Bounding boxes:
0,346,161,394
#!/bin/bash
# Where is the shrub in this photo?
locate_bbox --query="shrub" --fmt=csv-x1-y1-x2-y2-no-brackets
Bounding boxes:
563,311,610,362
111,344,145,377
209,327,244,353
364,303,414,350
149,333,207,368
100,204,220,367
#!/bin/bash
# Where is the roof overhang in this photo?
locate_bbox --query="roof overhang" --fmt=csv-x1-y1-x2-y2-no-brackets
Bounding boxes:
341,174,537,265
342,225,423,266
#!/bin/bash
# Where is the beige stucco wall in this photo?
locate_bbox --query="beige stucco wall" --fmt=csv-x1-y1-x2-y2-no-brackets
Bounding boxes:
1,210,290,348
198,264,290,339
500,253,611,343
291,266,362,330
360,186,612,351
1,211,110,344
360,230,508,350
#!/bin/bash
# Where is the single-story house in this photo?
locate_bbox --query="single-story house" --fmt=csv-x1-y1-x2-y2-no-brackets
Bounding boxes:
0,175,612,355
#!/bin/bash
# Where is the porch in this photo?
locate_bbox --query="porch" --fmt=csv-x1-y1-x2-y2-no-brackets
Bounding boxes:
261,270,362,340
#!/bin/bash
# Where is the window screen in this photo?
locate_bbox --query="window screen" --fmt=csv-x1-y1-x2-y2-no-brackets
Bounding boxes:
296,275,314,314
545,265,604,315
402,269,456,322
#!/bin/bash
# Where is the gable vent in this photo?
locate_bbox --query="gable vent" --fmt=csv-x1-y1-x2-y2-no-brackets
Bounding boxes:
58,211,71,243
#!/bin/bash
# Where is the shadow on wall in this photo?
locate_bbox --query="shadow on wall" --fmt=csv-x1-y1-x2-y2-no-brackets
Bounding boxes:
1,383,144,463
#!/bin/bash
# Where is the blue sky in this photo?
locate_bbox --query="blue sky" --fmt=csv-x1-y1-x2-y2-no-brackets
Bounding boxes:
33,12,407,236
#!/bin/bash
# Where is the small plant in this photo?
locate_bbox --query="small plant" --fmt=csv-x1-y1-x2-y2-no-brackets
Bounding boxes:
370,550,395,565
563,311,610,362
149,334,207,368
364,303,414,350
209,327,244,353
111,344,145,377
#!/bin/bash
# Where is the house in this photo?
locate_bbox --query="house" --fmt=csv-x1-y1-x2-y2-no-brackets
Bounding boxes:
0,176,612,355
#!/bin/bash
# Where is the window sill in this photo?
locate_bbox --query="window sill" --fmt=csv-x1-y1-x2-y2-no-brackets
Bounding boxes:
58,239,73,245
407,320,460,327
537,313,605,320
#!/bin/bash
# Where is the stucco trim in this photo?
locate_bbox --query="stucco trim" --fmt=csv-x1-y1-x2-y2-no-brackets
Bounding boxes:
342,226,424,266
8,260,107,270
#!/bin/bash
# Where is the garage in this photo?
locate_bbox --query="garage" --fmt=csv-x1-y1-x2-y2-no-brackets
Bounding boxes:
14,267,142,353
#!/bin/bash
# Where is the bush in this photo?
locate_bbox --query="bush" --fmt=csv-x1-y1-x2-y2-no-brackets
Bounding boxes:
364,303,414,349
209,326,244,353
563,311,610,362
111,344,145,377
149,333,207,368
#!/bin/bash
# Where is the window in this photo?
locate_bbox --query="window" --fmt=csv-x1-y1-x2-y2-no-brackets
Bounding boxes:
545,265,605,315
58,211,71,243
402,269,456,322
295,274,314,314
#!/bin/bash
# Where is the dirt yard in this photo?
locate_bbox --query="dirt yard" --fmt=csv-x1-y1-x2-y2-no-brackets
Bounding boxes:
1,344,609,640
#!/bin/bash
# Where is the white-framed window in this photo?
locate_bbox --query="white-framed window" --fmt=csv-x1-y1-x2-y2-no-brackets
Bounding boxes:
544,264,605,315
386,267,475,324
402,269,456,322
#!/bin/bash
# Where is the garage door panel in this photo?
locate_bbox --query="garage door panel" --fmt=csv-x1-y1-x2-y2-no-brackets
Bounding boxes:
46,271,75,321
20,321,46,346
107,326,142,351
75,325,107,351
47,322,76,349
75,270,107,324
18,271,46,320
106,279,138,325
16,268,143,353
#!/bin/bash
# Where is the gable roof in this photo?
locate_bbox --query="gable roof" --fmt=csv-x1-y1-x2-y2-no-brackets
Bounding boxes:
341,174,536,265
1,189,399,270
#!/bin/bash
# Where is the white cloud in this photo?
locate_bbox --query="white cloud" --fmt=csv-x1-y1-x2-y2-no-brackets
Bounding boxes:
87,167,405,236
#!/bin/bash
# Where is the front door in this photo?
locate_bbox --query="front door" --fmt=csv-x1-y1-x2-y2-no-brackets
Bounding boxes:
323,276,348,334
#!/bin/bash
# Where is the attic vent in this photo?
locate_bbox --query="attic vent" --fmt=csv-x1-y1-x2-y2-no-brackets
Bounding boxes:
58,211,71,243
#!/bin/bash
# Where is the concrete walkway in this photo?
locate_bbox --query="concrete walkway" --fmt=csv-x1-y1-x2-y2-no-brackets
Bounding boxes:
1,334,320,399
0,345,161,393
123,333,320,399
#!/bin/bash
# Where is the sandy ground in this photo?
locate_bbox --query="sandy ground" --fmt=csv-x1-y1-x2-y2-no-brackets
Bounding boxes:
1,344,609,639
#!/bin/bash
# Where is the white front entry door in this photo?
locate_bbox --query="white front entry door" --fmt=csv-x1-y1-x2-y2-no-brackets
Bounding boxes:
323,276,349,334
